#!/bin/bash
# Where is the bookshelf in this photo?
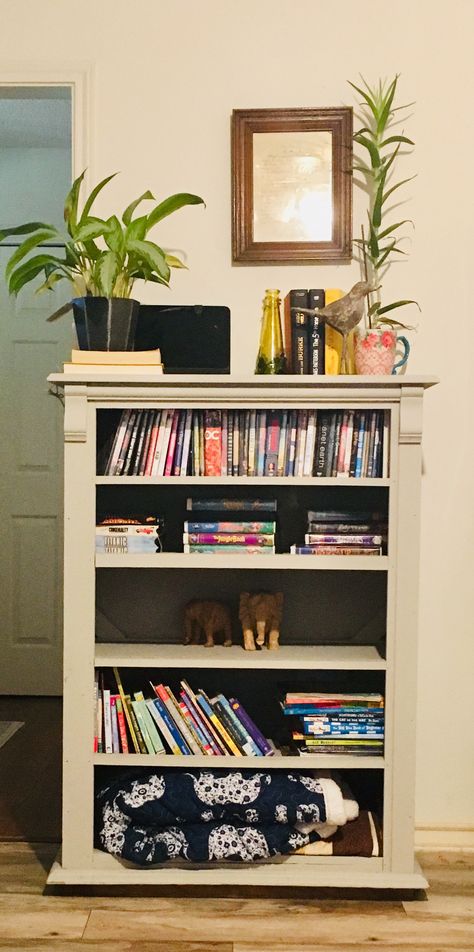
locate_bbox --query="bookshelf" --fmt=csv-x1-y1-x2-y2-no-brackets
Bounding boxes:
46,372,436,889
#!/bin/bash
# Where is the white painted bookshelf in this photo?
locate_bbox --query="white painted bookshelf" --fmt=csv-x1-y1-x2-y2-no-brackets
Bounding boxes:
47,372,436,889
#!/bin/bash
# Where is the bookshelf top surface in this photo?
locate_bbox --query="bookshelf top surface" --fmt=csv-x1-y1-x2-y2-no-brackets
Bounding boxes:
49,371,438,390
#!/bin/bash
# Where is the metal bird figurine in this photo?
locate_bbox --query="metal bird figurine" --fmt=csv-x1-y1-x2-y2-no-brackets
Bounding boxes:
294,281,377,373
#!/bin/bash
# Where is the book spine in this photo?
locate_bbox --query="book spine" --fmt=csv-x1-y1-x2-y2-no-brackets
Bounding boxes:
304,534,382,545
221,410,229,476
277,409,288,476
183,521,276,533
184,544,274,554
214,694,261,756
226,409,234,476
330,411,343,477
294,409,307,477
290,289,310,374
302,712,384,724
143,699,177,755
308,288,325,374
336,410,349,476
240,410,250,476
247,409,257,476
134,691,165,754
114,696,129,753
151,695,190,754
211,697,251,755
303,409,317,477
110,695,120,753
112,667,140,753
159,684,202,755
232,410,239,476
102,689,113,753
382,409,390,478
163,410,179,476
124,696,147,753
130,699,156,754
123,409,144,475
114,410,137,475
256,410,267,476
132,409,151,476
183,533,274,545
143,410,161,476
106,409,131,475
264,410,280,477
285,409,298,475
195,692,241,755
186,498,277,512
342,409,354,477
149,408,168,476
349,411,360,477
178,699,213,754
203,410,222,476
180,680,227,755
366,411,378,478
172,410,187,476
229,698,274,756
93,670,100,753
300,724,384,737
180,687,220,755
291,545,380,555
156,409,173,476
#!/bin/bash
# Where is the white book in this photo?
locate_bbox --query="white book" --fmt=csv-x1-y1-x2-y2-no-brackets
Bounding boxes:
110,696,120,753
247,409,257,476
277,410,288,476
295,410,307,477
180,408,193,477
134,692,165,754
382,410,390,478
303,410,317,477
150,408,170,476
157,410,175,476
103,689,113,753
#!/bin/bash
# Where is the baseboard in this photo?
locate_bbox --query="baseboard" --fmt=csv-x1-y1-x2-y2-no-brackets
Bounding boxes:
415,825,474,851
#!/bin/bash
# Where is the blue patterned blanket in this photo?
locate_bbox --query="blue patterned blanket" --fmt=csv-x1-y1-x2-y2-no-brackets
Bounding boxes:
96,769,337,865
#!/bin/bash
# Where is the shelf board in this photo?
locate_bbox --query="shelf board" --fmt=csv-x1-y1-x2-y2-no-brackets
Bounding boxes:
96,553,389,571
93,752,384,769
95,642,386,670
96,475,390,486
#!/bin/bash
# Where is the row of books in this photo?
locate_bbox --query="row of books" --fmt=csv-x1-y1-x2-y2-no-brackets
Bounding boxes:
284,287,346,375
183,518,276,554
290,509,387,556
102,408,389,479
95,668,275,757
283,692,385,756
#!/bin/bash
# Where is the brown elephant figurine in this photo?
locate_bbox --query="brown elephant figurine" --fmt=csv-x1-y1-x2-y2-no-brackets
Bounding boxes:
238,592,283,651
183,600,232,648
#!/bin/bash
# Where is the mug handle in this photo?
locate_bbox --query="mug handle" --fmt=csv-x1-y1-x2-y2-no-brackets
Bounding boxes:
392,335,410,374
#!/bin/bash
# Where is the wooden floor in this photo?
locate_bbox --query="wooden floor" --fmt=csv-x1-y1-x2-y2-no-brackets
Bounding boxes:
0,699,473,949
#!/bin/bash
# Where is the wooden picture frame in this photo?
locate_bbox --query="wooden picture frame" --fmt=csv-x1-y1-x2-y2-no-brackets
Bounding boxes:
231,107,352,263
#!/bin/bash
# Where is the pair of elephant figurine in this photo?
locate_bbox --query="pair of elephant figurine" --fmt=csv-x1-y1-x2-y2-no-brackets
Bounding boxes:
183,593,283,651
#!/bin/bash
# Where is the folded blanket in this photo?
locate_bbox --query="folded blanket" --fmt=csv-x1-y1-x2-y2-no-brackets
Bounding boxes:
294,810,382,857
95,769,356,866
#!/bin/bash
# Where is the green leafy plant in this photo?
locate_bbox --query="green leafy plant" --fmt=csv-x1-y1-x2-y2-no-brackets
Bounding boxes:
349,74,419,330
0,170,205,319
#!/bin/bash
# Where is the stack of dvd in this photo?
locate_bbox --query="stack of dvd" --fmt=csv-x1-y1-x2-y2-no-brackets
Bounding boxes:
96,516,163,555
290,509,386,555
184,498,277,554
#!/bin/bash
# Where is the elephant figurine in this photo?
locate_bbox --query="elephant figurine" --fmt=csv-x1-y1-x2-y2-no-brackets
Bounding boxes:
183,599,232,648
238,591,283,651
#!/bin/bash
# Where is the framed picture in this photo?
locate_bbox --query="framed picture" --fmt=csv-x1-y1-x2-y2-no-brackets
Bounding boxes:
231,107,352,263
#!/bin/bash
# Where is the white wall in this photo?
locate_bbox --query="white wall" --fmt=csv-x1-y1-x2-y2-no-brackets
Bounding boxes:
2,0,473,837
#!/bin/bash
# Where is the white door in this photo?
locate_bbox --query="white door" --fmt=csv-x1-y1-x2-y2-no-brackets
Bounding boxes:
0,86,73,694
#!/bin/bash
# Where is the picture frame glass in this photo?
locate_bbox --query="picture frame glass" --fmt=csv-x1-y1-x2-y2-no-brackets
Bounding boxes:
252,130,333,243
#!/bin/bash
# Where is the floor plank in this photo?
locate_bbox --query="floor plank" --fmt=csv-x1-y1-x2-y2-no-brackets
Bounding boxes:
0,945,230,952
0,909,88,940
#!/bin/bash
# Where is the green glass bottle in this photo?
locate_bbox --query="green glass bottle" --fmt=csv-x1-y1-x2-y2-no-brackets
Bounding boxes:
255,288,286,374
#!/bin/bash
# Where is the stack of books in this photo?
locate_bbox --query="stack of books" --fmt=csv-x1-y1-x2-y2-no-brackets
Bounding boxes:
184,498,277,554
282,692,385,756
95,668,275,757
291,509,386,555
95,516,163,555
102,408,388,479
64,348,163,373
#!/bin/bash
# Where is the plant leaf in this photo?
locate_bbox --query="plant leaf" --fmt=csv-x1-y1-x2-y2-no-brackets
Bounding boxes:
380,134,414,148
80,172,118,222
74,218,107,243
0,221,54,241
353,133,380,169
103,216,124,254
347,80,378,116
64,170,86,236
127,238,170,282
377,219,413,240
97,250,120,297
377,74,399,134
126,215,148,242
372,170,386,228
122,190,154,226
46,300,74,321
36,272,65,294
377,299,420,315
382,175,416,205
165,252,187,269
146,193,205,230
5,229,58,278
8,253,70,294
368,301,381,317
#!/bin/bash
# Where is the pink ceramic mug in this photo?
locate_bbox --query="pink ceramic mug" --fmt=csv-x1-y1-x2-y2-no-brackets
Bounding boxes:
354,328,410,375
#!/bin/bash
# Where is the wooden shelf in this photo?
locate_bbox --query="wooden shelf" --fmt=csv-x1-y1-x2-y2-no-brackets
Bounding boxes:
94,642,386,670
96,475,390,486
96,553,389,571
94,752,385,769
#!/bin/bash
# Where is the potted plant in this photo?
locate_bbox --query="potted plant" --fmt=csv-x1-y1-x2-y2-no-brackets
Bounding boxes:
0,170,205,350
349,75,418,373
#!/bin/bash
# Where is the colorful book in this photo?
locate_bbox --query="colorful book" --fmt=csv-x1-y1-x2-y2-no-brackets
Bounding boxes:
164,409,180,476
110,694,120,753
186,498,277,512
102,689,113,753
290,545,381,555
183,533,274,546
213,694,261,756
179,685,221,756
154,683,201,755
264,410,280,476
146,698,182,755
204,410,222,476
172,409,187,476
185,544,275,554
178,698,213,755
180,680,227,755
304,534,383,545
183,521,276,533
229,697,274,757
211,696,255,755
195,691,242,755
133,691,166,754
150,693,191,755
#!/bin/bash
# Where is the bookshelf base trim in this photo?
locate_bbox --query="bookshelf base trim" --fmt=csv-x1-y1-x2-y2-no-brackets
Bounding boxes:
47,852,428,889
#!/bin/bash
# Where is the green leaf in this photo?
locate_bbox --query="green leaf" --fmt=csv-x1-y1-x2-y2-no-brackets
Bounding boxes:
127,238,170,282
97,250,120,297
0,221,54,241
375,240,397,268
382,175,416,205
5,229,58,278
368,219,379,260
46,300,74,321
122,190,154,226
347,80,378,117
126,215,148,242
368,301,381,317
80,172,118,222
103,215,124,254
36,272,65,294
8,253,70,294
372,171,386,228
377,299,420,315
64,170,86,235
377,75,399,134
353,133,380,169
377,219,413,240
382,142,401,177
146,193,205,230
74,218,107,242
380,134,414,148
129,269,169,286
165,252,187,269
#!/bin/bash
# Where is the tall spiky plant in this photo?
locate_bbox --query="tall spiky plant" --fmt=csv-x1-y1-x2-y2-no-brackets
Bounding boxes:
349,74,420,330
